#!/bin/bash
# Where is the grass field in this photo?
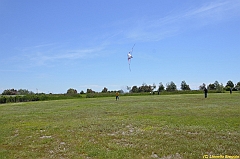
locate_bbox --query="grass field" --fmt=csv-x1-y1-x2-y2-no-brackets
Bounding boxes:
0,93,239,159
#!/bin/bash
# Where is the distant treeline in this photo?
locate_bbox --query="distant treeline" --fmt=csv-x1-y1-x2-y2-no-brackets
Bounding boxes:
1,80,239,104
1,89,239,104
85,89,232,98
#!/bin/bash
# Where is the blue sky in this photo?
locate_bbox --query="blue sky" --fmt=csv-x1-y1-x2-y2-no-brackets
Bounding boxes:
1,0,240,94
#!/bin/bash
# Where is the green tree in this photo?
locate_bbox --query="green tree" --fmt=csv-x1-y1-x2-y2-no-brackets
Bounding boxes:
2,89,17,95
86,89,94,93
166,81,177,91
216,83,224,93
152,83,156,91
235,82,240,91
225,80,234,91
17,89,34,95
102,87,108,93
208,81,220,90
214,81,219,88
226,80,234,87
158,82,165,92
118,89,124,94
139,83,153,92
67,88,77,94
199,83,206,90
181,81,191,90
131,86,138,93
80,90,84,94
208,83,216,90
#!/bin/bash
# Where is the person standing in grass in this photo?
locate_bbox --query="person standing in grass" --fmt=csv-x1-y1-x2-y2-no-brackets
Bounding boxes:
204,87,208,98
116,92,119,100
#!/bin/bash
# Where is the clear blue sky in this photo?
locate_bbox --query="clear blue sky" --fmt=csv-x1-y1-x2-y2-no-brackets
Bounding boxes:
1,0,240,94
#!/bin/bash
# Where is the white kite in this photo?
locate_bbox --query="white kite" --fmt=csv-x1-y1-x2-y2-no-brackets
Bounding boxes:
128,44,135,71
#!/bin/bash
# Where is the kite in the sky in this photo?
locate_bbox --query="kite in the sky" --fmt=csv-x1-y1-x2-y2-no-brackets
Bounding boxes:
128,44,135,71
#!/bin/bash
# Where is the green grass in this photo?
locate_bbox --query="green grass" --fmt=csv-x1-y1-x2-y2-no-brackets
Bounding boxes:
0,93,239,159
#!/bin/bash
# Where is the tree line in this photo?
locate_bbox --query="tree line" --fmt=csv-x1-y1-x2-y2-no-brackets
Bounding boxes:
64,80,239,95
1,80,239,104
126,80,240,93
1,89,35,95
65,80,240,94
1,80,240,96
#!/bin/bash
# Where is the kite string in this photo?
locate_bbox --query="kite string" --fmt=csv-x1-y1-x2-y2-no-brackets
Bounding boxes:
131,44,135,55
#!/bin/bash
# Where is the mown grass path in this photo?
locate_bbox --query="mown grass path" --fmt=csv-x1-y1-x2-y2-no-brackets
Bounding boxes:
0,93,239,158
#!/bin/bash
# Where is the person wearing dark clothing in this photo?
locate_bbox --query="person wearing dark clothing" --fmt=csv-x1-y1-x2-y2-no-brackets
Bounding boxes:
204,87,208,98
116,92,119,100
230,88,232,94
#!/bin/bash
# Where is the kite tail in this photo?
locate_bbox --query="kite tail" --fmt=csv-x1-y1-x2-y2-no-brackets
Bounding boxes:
129,63,131,72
